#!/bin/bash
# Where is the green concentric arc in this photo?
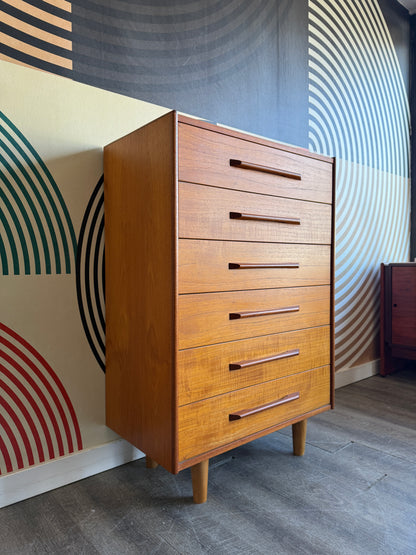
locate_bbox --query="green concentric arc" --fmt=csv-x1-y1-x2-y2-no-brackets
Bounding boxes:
0,111,77,275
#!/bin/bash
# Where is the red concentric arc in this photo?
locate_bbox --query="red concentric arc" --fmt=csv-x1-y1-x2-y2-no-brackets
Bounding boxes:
0,322,82,475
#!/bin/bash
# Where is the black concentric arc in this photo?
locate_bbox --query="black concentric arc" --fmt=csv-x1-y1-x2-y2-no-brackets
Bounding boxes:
76,175,105,372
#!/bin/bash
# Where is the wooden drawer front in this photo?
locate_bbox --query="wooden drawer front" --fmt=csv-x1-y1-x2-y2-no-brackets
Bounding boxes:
178,366,330,461
178,240,330,294
391,267,416,346
178,123,333,204
178,326,330,405
178,286,330,349
179,182,332,245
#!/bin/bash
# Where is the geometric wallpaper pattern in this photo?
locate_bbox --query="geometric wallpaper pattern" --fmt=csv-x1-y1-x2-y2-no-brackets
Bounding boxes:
0,322,82,475
76,176,105,372
0,0,72,75
309,0,410,369
71,0,280,94
309,0,409,173
0,110,77,275
0,0,310,146
0,103,83,476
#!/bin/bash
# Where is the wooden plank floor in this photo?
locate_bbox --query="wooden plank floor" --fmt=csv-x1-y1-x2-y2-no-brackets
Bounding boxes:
1,368,415,554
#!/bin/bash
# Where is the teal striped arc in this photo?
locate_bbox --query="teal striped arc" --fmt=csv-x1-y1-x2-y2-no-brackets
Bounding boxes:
0,111,77,275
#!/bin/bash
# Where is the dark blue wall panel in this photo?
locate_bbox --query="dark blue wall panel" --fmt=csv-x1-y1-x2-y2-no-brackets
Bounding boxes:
71,0,309,147
379,0,410,92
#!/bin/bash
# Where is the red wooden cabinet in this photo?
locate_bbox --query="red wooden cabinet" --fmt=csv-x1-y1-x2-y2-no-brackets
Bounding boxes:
380,263,416,375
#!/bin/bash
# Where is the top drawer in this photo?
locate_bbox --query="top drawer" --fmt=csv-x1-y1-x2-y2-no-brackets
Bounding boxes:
178,123,333,204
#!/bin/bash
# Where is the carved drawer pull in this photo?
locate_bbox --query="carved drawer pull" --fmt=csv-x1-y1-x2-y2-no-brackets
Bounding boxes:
229,306,300,320
229,392,300,421
229,159,302,180
230,212,301,225
229,349,300,371
229,262,299,269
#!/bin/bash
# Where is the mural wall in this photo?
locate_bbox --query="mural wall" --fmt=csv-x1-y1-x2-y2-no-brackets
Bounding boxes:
308,0,410,367
0,0,412,479
0,60,168,475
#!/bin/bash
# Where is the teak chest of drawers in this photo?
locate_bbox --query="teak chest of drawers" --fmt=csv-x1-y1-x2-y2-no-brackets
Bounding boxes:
104,111,335,503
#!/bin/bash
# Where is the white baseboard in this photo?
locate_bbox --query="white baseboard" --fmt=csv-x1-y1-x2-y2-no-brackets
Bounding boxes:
0,439,143,508
335,360,379,389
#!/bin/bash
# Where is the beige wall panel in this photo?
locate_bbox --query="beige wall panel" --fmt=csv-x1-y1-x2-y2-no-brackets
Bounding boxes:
0,59,168,473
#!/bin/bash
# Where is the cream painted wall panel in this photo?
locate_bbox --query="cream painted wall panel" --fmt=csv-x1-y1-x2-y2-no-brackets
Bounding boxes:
1,60,169,233
0,275,115,449
0,59,168,475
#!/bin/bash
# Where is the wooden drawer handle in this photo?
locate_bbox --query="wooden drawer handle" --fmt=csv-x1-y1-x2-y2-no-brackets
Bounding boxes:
229,262,299,269
229,349,300,371
230,212,301,225
230,159,302,181
229,392,300,421
229,305,300,319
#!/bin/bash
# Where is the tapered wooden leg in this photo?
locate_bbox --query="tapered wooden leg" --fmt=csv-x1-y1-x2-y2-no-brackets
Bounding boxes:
292,419,307,456
146,455,158,469
191,459,209,504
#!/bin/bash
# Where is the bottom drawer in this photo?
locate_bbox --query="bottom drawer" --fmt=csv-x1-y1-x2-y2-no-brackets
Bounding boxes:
178,365,330,461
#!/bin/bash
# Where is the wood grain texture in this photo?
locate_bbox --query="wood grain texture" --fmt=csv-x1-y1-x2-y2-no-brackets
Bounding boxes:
229,159,302,180
229,212,301,225
104,112,177,473
191,460,209,504
381,263,416,375
292,419,307,456
229,350,300,371
104,111,334,489
229,307,300,319
178,123,333,204
177,406,330,471
178,286,330,349
330,157,336,408
179,114,333,163
229,392,300,421
178,240,330,293
178,366,330,461
178,326,330,405
146,456,159,469
392,266,416,347
380,263,390,376
179,182,331,244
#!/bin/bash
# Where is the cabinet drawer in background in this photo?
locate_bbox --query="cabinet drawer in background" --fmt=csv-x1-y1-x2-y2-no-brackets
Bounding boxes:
178,286,330,349
179,182,332,245
178,365,331,461
178,123,333,204
178,326,330,405
391,266,416,346
178,240,330,294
